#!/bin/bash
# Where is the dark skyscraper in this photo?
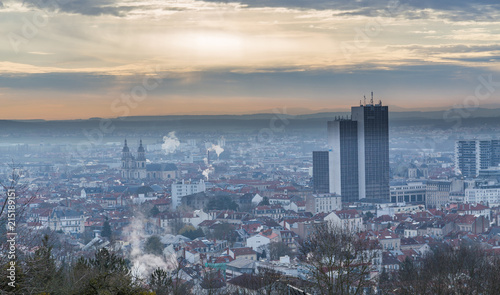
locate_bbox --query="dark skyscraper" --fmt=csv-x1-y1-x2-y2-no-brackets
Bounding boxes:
327,119,359,202
324,95,389,201
313,151,330,193
351,100,389,200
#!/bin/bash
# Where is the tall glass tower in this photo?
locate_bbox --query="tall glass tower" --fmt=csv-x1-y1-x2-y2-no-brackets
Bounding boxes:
351,100,389,200
327,118,359,202
325,94,389,201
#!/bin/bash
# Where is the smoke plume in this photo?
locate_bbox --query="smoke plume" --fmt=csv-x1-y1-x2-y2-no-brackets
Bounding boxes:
162,131,180,155
208,144,224,157
124,215,178,279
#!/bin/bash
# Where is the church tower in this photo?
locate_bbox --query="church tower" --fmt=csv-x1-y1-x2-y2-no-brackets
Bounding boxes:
121,139,135,179
136,139,147,179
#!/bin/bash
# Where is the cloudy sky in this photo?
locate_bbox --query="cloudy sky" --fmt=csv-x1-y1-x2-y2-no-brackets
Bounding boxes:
1,0,500,119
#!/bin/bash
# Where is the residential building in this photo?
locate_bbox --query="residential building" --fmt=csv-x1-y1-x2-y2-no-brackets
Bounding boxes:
455,139,500,178
253,205,285,220
223,247,258,261
465,185,500,206
324,209,364,232
377,230,401,251
426,180,451,208
305,193,342,214
246,230,279,251
48,209,85,234
171,179,206,210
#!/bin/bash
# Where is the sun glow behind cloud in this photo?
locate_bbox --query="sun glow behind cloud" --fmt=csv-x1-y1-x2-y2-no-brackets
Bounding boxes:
0,0,500,119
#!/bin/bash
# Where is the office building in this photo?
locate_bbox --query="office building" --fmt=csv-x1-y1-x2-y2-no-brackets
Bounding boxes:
351,98,389,200
324,95,389,201
327,119,359,202
390,181,426,203
455,139,500,178
312,151,330,193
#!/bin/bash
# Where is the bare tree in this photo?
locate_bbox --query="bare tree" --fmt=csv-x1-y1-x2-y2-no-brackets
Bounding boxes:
299,222,380,295
268,241,293,261
0,165,41,280
392,242,490,295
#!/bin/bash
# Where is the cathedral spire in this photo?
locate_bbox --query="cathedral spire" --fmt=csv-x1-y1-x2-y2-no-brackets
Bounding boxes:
122,139,130,153
137,139,146,161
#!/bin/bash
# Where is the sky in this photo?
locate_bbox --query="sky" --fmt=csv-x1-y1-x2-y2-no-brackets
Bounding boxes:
1,0,500,120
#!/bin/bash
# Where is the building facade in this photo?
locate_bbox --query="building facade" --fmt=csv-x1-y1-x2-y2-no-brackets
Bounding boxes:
305,193,342,214
48,209,85,234
312,151,330,194
324,97,389,202
426,180,452,208
121,139,178,181
327,119,359,202
351,100,390,200
390,181,426,203
455,139,500,178
171,179,206,210
465,185,500,206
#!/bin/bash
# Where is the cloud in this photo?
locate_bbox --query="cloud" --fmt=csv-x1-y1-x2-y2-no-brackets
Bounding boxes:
201,0,500,21
4,0,499,21
442,56,500,63
203,0,500,11
20,0,139,16
15,0,225,17
0,72,116,91
0,63,497,97
390,44,500,55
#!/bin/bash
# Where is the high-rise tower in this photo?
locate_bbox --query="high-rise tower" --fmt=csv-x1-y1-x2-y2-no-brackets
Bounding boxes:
327,118,359,202
351,96,389,200
313,151,330,194
455,139,500,178
322,94,389,201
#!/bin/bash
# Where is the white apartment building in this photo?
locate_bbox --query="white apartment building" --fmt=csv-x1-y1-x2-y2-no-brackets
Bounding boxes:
171,179,206,210
465,187,500,206
305,193,342,214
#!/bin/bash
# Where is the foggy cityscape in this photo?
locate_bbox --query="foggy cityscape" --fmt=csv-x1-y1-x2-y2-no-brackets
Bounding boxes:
1,0,500,294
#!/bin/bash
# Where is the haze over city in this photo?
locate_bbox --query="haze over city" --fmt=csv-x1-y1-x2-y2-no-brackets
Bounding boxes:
3,1,500,294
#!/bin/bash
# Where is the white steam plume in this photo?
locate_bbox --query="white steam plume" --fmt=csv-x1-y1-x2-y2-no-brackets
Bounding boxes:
162,131,180,155
207,143,224,157
202,167,213,180
124,215,178,279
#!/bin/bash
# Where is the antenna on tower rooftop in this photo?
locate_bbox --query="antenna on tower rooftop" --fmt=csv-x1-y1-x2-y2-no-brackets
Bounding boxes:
364,95,366,105
370,92,374,105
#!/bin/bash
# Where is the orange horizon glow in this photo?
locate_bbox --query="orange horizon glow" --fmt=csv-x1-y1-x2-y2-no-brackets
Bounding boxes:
0,95,477,120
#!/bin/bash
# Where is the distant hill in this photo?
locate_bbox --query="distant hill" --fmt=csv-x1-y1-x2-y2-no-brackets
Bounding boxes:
1,107,500,140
